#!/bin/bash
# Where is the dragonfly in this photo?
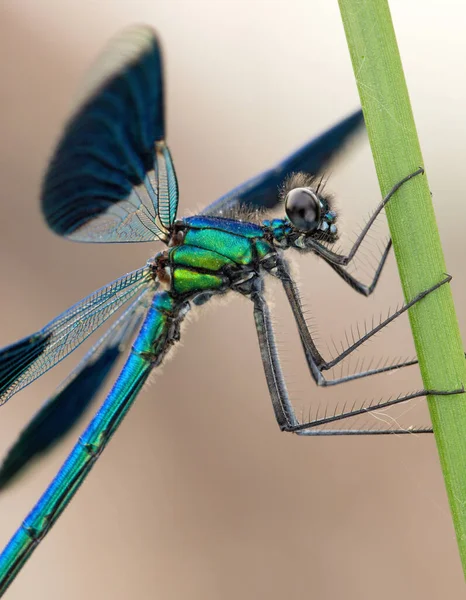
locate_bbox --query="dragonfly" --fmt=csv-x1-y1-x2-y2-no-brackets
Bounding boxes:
0,24,457,596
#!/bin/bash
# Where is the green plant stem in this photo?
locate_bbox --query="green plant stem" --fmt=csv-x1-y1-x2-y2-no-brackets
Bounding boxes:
338,0,466,574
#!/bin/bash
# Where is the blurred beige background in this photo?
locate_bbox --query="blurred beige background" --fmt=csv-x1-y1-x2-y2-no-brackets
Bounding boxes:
1,1,466,598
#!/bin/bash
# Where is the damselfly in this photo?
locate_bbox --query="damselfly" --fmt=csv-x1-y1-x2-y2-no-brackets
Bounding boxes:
0,25,456,596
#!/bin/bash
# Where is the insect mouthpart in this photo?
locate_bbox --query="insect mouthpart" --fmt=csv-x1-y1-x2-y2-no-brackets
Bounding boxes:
316,208,338,240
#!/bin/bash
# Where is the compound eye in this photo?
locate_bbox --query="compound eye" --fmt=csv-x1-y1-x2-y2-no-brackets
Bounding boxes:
285,188,321,232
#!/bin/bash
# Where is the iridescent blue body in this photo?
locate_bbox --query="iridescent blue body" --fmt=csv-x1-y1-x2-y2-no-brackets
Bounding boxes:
0,25,368,596
166,217,274,297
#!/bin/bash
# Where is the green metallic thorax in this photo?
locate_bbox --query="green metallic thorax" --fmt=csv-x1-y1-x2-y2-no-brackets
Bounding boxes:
165,216,275,298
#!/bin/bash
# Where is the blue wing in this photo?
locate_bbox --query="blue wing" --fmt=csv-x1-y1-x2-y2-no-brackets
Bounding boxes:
203,110,364,216
42,25,178,243
0,267,154,404
0,292,149,489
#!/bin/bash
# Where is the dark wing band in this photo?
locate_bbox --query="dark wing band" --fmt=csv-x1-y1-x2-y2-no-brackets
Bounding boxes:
42,25,179,243
203,110,364,216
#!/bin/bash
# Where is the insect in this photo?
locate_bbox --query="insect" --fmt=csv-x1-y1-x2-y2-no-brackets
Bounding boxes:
0,24,456,596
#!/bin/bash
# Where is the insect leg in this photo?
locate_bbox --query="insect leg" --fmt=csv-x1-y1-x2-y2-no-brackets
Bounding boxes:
268,256,451,386
251,282,461,435
323,239,391,296
307,168,423,266
287,387,462,436
252,283,297,430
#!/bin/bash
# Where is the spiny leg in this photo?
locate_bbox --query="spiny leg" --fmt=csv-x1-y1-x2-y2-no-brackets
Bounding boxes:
262,240,394,372
268,255,451,387
267,170,433,385
289,388,461,436
269,169,418,313
308,168,423,266
252,281,298,430
312,274,452,379
323,238,392,297
252,286,462,435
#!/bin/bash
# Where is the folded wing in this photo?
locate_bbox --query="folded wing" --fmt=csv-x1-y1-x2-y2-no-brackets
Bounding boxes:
0,267,154,404
0,291,150,489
